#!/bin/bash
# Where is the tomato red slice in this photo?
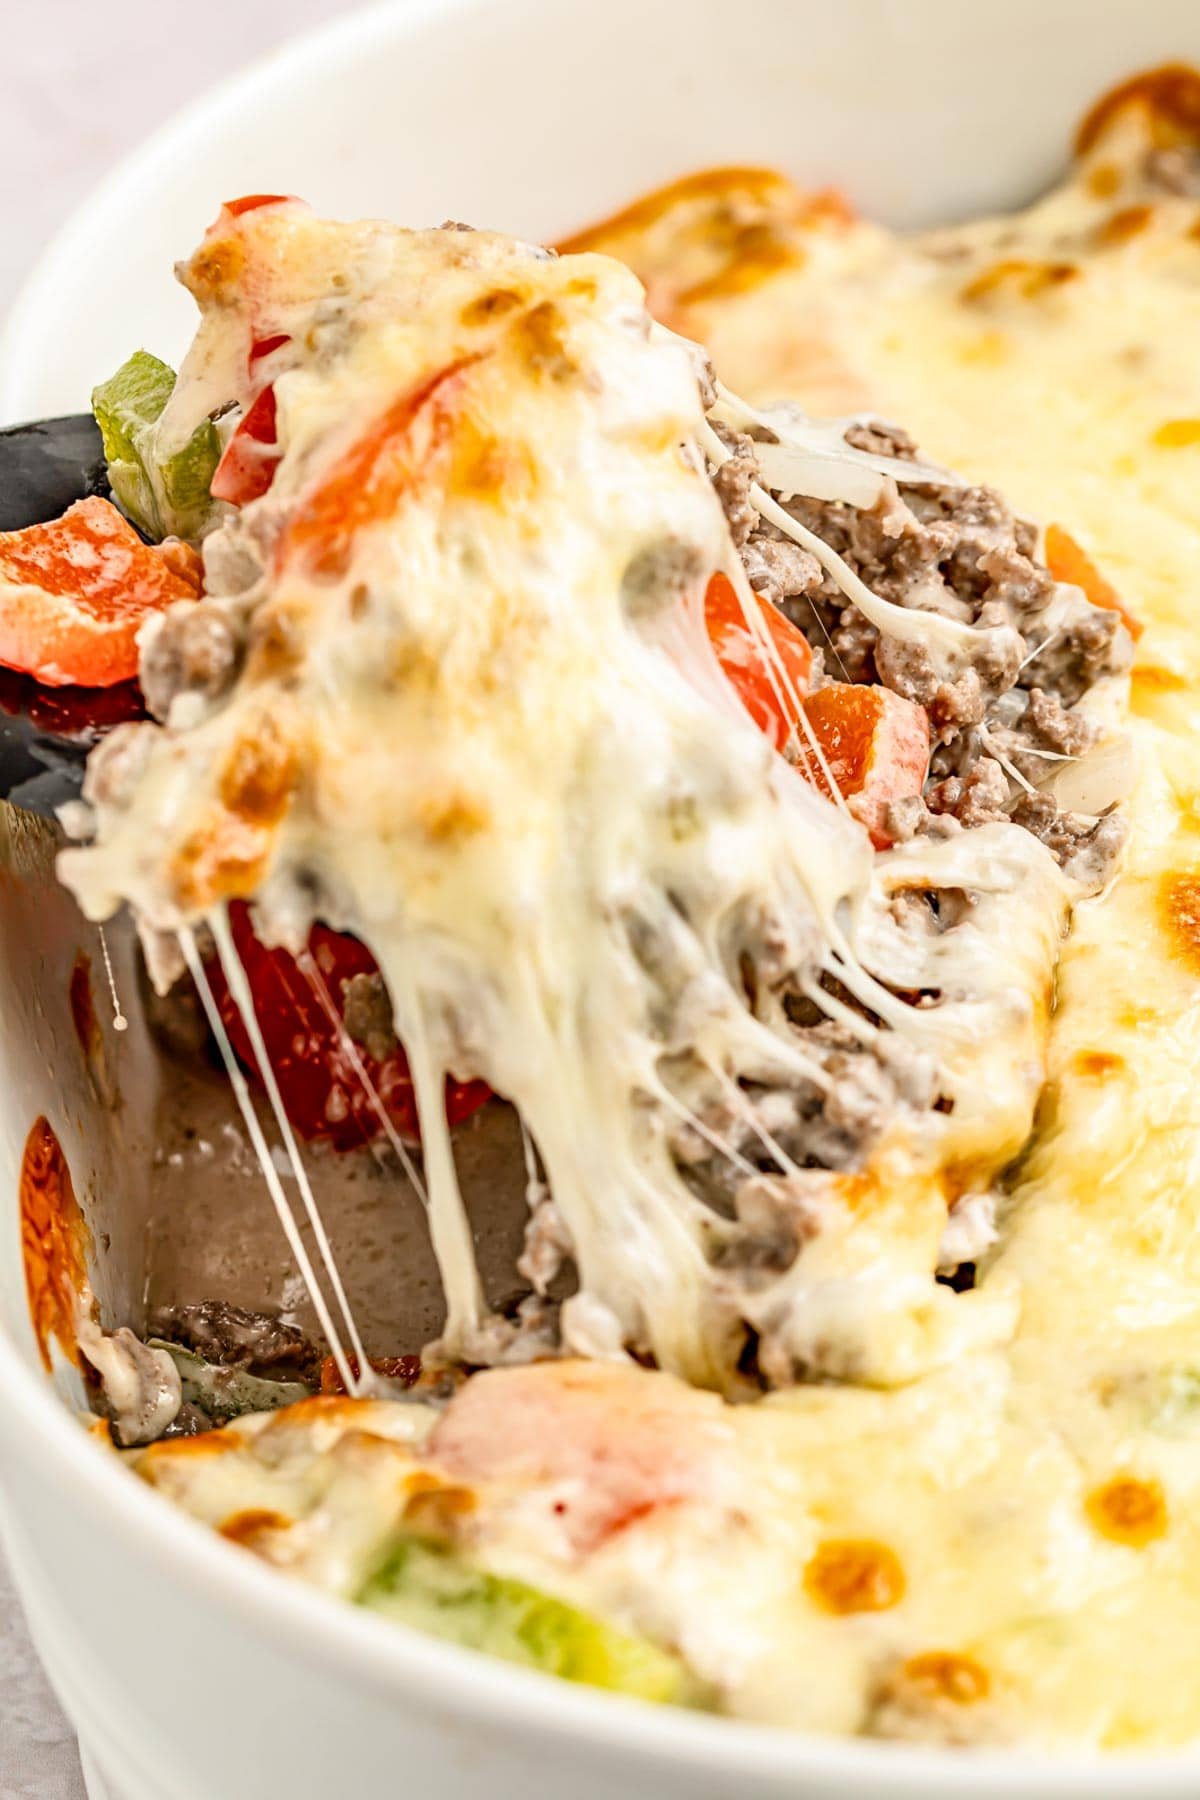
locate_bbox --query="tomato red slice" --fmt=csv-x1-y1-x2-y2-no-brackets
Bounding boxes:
279,356,481,578
797,682,929,848
704,571,813,750
206,902,490,1151
0,498,202,688
319,1353,422,1394
210,335,294,508
703,573,928,847
1044,523,1143,641
221,194,296,219
211,385,282,506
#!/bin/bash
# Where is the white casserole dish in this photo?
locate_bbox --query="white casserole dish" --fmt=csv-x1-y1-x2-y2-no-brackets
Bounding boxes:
3,2,1200,1795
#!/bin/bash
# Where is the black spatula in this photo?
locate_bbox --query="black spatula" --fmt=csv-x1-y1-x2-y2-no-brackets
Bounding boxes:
0,414,145,819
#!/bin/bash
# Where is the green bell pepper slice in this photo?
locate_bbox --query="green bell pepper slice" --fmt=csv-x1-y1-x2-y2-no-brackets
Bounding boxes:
91,350,221,543
358,1536,704,1706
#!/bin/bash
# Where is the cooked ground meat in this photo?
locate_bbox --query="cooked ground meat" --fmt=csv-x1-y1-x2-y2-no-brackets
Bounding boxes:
708,407,1132,897
149,1300,317,1377
843,419,920,461
140,599,242,722
1010,793,1128,889
740,530,823,607
1024,686,1099,757
710,424,759,547
1019,597,1128,706
341,970,400,1063
622,536,707,618
926,755,1011,828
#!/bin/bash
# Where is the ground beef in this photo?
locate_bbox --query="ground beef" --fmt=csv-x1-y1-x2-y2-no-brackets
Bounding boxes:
1010,793,1128,888
740,530,823,606
1019,596,1129,706
140,599,242,722
621,536,707,618
149,1300,317,1377
341,970,399,1063
1023,686,1099,757
843,420,920,461
711,425,759,547
710,407,1133,897
875,628,1023,736
926,755,1010,828
667,1009,938,1241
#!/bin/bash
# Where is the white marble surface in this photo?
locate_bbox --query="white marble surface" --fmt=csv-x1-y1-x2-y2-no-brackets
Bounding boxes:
0,7,347,1790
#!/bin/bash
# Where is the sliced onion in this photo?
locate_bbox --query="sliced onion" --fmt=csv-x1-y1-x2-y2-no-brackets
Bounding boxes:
1048,731,1137,817
751,440,887,509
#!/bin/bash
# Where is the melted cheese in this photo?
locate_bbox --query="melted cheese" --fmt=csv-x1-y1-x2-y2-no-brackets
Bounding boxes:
68,86,1200,1742
60,208,1066,1396
553,75,1200,1745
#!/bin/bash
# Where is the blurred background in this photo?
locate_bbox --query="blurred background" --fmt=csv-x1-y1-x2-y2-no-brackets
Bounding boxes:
1,8,343,1792
1,0,343,311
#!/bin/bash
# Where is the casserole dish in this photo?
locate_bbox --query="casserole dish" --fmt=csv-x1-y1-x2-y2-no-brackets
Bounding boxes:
3,2,1200,1795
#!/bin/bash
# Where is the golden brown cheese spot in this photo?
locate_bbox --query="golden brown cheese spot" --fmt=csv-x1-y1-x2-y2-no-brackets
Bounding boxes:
1086,1475,1168,1546
803,1538,906,1614
1131,664,1188,698
219,1507,292,1546
511,301,579,383
449,419,537,506
1073,1049,1126,1079
1159,871,1200,972
1152,418,1200,449
139,1430,245,1478
460,286,524,327
218,712,300,827
677,221,802,306
20,1116,88,1373
1096,203,1155,247
417,790,490,842
245,602,307,684
557,167,844,332
1076,63,1200,155
1087,162,1123,199
960,259,1081,305
259,1393,372,1426
182,236,247,305
172,814,271,913
899,1651,991,1706
557,165,797,256
402,1473,478,1540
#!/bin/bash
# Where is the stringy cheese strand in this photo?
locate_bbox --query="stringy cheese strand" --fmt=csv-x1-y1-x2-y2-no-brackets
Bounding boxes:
295,948,431,1202
208,909,377,1393
178,927,361,1396
387,968,485,1358
748,478,979,652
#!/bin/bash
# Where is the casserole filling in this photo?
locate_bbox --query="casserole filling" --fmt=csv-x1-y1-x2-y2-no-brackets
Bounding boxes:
15,64,1200,1751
